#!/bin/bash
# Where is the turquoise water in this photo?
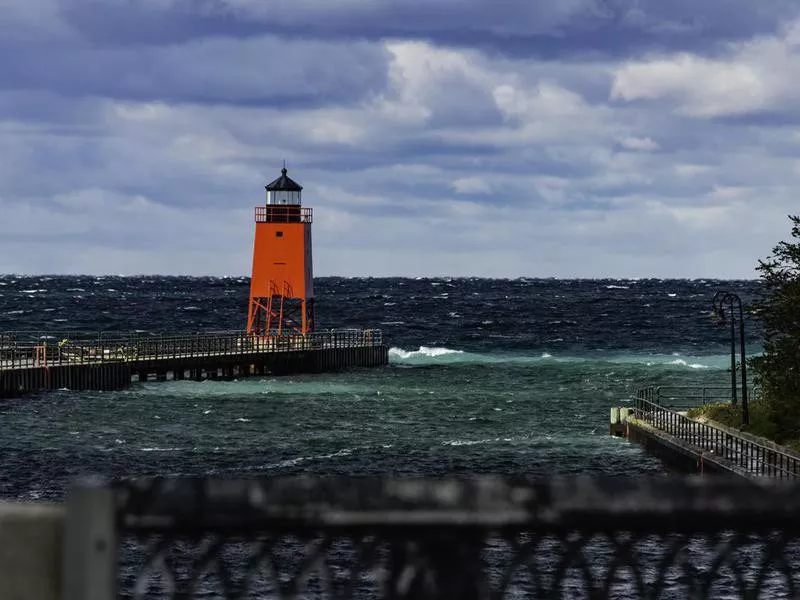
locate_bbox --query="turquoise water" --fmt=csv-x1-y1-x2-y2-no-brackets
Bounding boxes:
0,276,761,500
1,347,735,500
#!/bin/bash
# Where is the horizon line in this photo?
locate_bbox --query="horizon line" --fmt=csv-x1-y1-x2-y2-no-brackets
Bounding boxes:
0,273,763,281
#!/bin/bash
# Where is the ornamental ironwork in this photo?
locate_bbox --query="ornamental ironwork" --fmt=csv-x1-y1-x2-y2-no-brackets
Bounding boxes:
60,476,800,599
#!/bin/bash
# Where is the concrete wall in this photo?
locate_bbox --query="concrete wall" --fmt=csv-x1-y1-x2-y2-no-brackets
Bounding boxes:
0,501,63,600
625,418,753,478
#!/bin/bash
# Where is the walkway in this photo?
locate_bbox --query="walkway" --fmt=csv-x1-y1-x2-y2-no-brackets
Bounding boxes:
632,394,800,479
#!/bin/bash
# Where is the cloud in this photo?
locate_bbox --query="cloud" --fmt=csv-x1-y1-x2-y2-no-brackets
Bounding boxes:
1,1,800,278
56,0,800,59
618,136,659,151
451,177,492,195
610,18,800,117
0,34,390,107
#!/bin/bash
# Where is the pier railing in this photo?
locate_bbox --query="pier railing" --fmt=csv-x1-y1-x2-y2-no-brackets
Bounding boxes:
635,385,760,409
632,395,800,479
61,476,800,599
0,329,384,370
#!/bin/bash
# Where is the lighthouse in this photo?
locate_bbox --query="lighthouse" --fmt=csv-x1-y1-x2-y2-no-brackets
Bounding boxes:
247,166,315,336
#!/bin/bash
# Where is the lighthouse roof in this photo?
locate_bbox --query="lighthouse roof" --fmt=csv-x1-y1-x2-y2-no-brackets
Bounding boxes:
265,167,303,192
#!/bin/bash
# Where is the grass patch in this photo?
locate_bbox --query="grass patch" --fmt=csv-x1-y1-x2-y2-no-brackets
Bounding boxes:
686,402,800,451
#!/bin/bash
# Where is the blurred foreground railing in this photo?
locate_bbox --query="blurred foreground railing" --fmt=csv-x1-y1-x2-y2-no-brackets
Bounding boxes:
0,329,384,369
55,476,800,599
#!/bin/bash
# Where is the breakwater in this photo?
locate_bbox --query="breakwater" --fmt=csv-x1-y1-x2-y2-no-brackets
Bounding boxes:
0,329,388,399
611,389,800,479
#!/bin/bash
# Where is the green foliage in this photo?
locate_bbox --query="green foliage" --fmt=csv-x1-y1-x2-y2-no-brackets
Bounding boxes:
748,215,800,442
687,401,780,441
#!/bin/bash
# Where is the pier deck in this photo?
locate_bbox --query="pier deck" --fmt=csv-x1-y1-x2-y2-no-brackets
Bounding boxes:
614,390,800,479
0,329,388,398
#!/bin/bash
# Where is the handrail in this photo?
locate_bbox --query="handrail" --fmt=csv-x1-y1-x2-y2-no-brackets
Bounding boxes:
254,206,312,223
64,476,800,599
632,396,800,479
637,385,759,408
0,329,385,371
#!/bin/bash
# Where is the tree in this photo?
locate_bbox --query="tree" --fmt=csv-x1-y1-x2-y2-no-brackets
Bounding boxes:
749,215,800,442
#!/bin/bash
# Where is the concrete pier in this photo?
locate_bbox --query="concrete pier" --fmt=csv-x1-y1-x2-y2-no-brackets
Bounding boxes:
0,329,388,400
612,396,800,479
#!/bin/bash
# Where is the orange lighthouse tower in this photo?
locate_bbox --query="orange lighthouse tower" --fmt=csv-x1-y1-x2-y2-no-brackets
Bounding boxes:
247,166,314,336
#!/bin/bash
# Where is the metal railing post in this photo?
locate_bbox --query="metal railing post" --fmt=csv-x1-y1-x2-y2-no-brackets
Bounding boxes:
62,479,117,600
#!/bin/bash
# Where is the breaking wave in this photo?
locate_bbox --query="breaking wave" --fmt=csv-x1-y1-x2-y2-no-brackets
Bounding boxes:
388,346,731,369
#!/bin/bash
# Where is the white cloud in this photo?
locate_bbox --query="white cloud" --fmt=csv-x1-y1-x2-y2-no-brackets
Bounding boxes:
619,136,659,151
674,164,712,177
610,18,800,117
451,177,491,194
3,6,800,279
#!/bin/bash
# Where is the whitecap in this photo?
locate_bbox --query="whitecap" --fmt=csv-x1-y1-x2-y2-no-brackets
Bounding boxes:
665,358,710,369
263,447,356,469
442,437,505,447
389,346,464,359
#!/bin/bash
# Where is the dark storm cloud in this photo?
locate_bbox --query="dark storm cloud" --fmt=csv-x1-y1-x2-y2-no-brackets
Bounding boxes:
2,0,799,277
0,91,106,129
0,35,390,107
58,0,800,58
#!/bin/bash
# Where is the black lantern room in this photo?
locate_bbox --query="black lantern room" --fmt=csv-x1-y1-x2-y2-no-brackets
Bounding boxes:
265,167,303,206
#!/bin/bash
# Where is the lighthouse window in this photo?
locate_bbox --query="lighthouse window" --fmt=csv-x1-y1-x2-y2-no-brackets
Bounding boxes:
276,231,283,238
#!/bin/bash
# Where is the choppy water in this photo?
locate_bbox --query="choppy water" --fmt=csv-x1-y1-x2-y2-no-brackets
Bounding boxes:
0,276,762,501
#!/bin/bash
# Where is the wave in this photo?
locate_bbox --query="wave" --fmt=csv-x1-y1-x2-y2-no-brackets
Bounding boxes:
137,377,377,397
263,447,357,470
389,346,464,360
389,346,732,369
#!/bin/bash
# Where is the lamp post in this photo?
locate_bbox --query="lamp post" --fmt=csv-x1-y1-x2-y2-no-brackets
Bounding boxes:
711,291,749,426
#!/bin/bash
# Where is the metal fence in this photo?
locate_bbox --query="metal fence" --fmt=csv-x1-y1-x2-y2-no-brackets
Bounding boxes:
0,329,384,370
62,476,800,599
632,396,800,479
635,385,761,409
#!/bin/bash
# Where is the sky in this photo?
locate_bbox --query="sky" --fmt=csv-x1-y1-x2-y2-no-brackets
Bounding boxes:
1,0,800,278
